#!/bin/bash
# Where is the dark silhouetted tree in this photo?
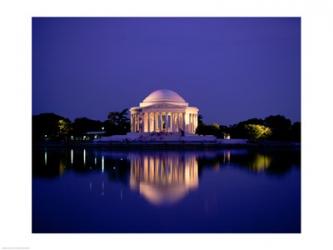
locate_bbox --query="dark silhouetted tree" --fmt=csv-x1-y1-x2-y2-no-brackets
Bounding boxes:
290,122,301,142
264,115,292,140
229,118,264,139
72,117,103,135
195,114,225,138
32,113,72,142
105,108,130,135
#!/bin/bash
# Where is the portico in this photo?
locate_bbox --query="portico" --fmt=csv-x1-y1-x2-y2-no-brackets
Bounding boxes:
129,89,199,134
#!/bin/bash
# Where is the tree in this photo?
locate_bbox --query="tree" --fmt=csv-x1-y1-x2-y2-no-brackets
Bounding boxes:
229,118,265,139
105,108,130,135
32,113,72,141
196,118,224,138
291,122,301,142
244,124,272,141
58,119,71,136
195,114,205,134
197,114,204,126
264,115,292,140
72,117,103,135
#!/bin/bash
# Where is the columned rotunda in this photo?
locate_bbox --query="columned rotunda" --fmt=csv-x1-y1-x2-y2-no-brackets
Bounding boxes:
130,89,199,134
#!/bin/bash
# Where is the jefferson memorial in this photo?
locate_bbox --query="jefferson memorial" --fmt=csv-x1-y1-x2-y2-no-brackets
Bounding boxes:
130,89,199,134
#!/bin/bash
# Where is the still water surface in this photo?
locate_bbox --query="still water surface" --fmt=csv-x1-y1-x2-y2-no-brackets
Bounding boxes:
32,147,300,233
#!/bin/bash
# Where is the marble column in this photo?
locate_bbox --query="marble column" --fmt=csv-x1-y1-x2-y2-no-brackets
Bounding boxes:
179,113,182,132
142,113,145,132
188,113,191,133
194,114,198,133
192,114,195,133
176,113,179,131
177,113,180,132
189,113,192,133
137,114,140,132
154,112,157,131
130,114,133,132
132,114,134,132
137,114,139,132
179,113,182,131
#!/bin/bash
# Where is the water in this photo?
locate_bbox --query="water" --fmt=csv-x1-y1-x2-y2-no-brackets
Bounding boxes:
32,147,300,233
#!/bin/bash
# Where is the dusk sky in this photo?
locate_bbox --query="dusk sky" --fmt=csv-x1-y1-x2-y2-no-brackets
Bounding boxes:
32,17,300,125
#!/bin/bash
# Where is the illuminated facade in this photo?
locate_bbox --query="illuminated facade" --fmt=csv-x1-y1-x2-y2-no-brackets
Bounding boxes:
129,89,199,134
129,152,199,205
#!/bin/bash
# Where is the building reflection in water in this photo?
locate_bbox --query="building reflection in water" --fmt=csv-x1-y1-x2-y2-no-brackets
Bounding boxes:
36,149,280,201
129,153,199,206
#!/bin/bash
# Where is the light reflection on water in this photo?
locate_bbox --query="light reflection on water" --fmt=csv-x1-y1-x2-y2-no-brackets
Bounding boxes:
33,148,300,233
34,148,299,205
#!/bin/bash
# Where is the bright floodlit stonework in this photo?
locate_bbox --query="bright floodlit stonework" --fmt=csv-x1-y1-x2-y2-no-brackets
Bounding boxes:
129,89,199,134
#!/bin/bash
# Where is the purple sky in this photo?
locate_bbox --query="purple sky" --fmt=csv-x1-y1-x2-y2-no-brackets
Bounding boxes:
32,17,300,125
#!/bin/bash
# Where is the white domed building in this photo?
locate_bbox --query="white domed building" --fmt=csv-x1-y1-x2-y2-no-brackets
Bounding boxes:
129,89,199,134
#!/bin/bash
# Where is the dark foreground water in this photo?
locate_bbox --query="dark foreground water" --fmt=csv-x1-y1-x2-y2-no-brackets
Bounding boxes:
32,147,300,233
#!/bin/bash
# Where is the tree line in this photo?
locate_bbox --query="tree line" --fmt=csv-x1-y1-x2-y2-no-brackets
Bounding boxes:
196,114,300,142
33,109,130,142
33,110,300,142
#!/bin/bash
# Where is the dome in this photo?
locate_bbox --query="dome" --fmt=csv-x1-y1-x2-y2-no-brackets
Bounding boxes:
138,183,190,205
140,89,188,107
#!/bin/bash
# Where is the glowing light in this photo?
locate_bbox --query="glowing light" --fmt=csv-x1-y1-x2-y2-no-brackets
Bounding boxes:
101,156,104,173
223,150,231,164
44,151,47,165
70,149,74,164
250,154,272,172
245,124,272,140
83,149,86,165
94,157,97,165
59,160,65,175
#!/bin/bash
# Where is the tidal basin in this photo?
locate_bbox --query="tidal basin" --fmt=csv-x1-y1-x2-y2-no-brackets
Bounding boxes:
32,147,300,233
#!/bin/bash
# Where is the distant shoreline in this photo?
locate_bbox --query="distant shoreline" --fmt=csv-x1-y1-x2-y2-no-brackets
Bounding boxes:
33,140,300,150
